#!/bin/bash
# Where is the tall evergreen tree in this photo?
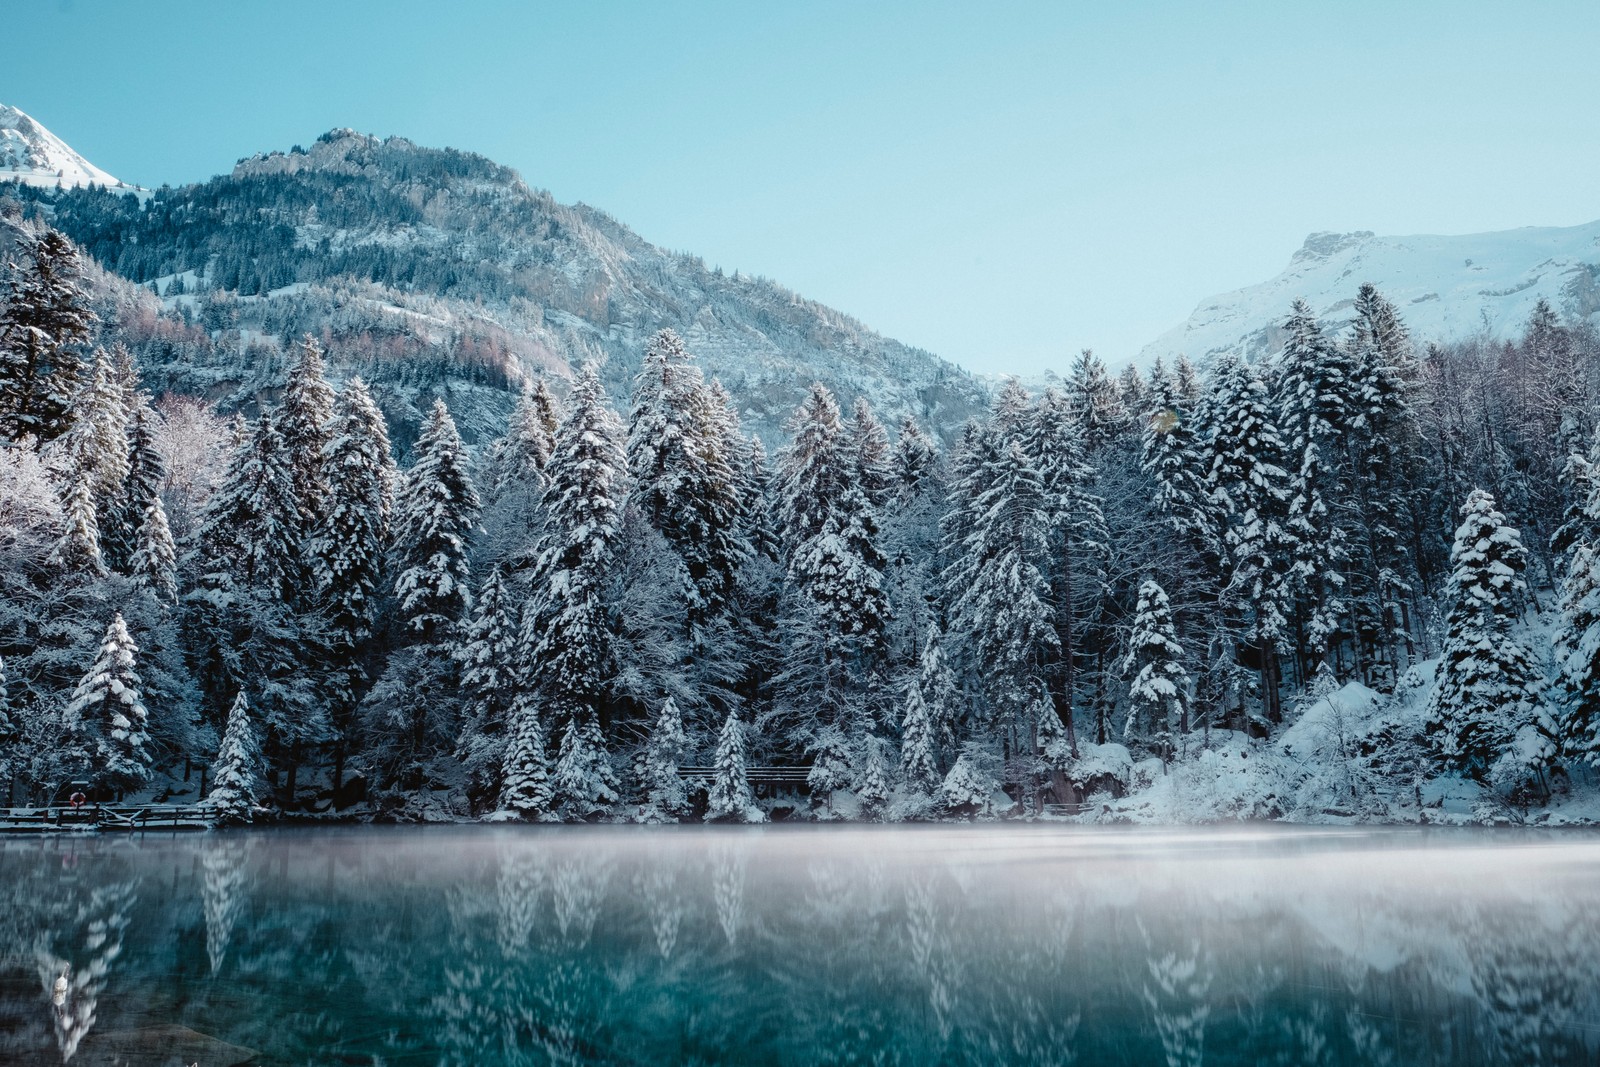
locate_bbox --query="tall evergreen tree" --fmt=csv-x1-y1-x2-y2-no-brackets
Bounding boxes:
456,564,519,799
521,366,626,741
204,692,261,824
1426,490,1548,779
1201,353,1292,723
640,696,689,820
844,397,894,509
49,467,106,579
61,613,152,794
391,400,479,641
775,382,847,555
1121,580,1190,747
314,378,394,656
498,693,553,819
276,336,337,525
1273,300,1358,672
951,440,1057,744
0,228,96,443
128,497,177,602
706,707,760,822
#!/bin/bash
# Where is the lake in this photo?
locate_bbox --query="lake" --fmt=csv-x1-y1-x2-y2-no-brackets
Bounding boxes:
1,826,1597,1065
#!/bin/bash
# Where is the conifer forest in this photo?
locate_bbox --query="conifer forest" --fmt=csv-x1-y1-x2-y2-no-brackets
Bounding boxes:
4,210,1599,827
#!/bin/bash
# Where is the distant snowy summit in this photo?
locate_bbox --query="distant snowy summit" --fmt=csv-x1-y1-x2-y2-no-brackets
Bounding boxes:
0,104,141,194
1141,221,1600,365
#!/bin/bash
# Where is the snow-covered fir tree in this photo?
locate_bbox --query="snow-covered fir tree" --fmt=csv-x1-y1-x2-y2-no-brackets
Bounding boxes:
391,399,479,641
204,692,261,824
488,378,559,499
706,707,761,822
844,397,894,509
456,564,520,800
498,693,554,820
61,613,152,795
521,365,626,734
276,336,337,526
551,708,619,818
1273,299,1356,670
898,679,942,796
1426,490,1551,783
0,228,96,443
48,466,106,579
128,496,177,602
775,382,847,554
640,696,689,820
314,378,394,656
1121,579,1190,749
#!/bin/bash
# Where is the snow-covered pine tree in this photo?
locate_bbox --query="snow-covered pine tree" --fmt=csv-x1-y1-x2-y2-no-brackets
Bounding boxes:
48,466,106,579
498,693,553,819
1121,579,1190,750
844,397,894,509
551,706,619,818
1426,490,1550,780
104,395,167,573
950,440,1057,742
640,696,689,819
1273,299,1356,671
856,734,889,820
1202,353,1292,723
706,707,761,822
193,415,303,604
1344,284,1424,677
774,382,847,556
890,415,940,503
990,378,1034,445
276,336,337,525
916,622,961,765
128,497,177,602
521,365,626,727
1142,373,1218,558
1027,387,1109,753
741,434,782,563
456,564,520,799
204,692,261,824
790,483,891,661
1064,349,1124,455
61,613,152,794
391,399,479,641
54,347,130,528
489,378,559,499
314,377,394,655
899,677,942,795
0,228,96,443
940,754,994,819
1558,542,1600,765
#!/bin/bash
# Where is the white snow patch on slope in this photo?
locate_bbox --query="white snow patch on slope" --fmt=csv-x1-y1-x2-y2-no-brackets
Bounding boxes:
1141,222,1600,366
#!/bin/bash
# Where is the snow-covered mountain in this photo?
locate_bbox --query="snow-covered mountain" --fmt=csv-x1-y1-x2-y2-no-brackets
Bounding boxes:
0,104,138,193
1141,221,1600,365
6,122,987,446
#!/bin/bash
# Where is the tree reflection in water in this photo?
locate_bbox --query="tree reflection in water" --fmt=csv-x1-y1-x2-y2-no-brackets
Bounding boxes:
0,828,1597,1066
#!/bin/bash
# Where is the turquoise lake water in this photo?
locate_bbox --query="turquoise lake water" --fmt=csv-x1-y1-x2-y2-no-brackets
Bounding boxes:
1,825,1597,1065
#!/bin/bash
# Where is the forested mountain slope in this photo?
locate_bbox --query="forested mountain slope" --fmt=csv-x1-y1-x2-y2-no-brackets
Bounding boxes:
2,120,986,448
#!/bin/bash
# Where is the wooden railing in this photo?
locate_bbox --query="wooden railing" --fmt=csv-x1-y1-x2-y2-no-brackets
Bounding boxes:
0,804,213,833
677,766,811,786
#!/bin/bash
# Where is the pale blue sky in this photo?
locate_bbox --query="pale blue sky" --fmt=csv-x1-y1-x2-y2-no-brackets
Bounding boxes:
7,1,1600,374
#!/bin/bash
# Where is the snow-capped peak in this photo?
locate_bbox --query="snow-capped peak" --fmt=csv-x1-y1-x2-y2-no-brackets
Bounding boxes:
0,103,131,192
1141,220,1600,367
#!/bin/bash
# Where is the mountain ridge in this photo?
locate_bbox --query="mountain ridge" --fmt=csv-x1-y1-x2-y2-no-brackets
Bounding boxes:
1141,220,1600,365
2,110,987,446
